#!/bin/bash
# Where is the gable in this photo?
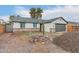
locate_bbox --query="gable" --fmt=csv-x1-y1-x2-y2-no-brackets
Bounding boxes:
52,18,67,24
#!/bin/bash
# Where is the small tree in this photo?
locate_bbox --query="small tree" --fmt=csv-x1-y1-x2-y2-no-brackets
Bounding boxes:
29,8,36,18
29,8,44,35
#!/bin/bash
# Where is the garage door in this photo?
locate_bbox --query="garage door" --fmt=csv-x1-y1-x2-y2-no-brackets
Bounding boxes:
55,24,66,32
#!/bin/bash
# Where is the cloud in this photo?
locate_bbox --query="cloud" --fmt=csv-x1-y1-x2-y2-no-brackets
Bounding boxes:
15,6,30,17
2,5,79,22
0,16,9,23
0,6,30,22
42,6,79,22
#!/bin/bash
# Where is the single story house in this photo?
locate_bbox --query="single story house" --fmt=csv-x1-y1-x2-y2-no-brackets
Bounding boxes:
67,21,79,32
7,16,68,32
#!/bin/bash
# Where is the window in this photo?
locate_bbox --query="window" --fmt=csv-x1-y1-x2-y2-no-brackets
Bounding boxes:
20,23,25,29
33,23,37,28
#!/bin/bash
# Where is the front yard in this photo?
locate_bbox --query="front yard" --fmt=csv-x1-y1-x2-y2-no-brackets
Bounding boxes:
0,32,67,53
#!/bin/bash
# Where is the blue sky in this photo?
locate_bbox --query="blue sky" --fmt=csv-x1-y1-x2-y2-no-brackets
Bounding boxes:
0,5,62,16
0,5,79,22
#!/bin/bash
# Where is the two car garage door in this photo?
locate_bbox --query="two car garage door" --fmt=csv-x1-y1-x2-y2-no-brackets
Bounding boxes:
55,24,66,32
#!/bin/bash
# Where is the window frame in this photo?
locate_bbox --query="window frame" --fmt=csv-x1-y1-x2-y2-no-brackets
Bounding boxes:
33,23,37,28
20,22,25,29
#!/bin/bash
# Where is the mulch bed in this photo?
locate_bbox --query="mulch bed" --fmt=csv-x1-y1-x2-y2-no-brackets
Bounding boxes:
53,32,79,53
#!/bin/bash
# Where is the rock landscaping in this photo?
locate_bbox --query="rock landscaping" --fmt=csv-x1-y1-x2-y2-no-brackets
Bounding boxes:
29,35,52,45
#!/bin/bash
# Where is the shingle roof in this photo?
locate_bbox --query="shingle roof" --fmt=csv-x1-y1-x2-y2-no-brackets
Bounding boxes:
11,16,44,23
10,16,68,23
51,17,68,23
43,17,68,23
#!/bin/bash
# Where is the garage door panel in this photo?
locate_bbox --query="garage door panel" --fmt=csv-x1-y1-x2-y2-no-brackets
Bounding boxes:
55,24,66,32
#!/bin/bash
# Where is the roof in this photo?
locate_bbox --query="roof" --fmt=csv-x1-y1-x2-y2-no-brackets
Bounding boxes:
10,16,68,24
11,16,44,23
52,17,68,23
43,17,68,23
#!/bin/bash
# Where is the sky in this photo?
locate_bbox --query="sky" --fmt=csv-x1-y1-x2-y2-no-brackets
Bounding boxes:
0,5,79,22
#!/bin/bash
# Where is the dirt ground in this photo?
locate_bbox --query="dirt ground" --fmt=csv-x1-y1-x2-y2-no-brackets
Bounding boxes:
0,32,67,53
53,32,79,53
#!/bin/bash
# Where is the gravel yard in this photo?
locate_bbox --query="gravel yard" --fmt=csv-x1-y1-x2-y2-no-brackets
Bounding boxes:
0,32,67,53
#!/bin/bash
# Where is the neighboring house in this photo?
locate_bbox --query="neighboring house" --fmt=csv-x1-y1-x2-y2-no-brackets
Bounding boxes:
0,19,5,24
67,21,79,32
8,16,68,32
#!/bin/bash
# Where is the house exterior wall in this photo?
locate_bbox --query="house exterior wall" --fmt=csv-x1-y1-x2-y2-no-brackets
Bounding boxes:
44,23,55,32
13,22,40,32
25,23,33,28
25,23,40,28
13,22,20,28
13,22,40,28
44,18,67,32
